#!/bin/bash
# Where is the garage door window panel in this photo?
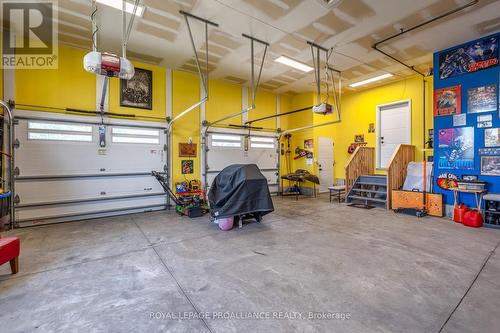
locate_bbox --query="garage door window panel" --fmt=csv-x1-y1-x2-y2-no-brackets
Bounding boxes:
111,127,160,145
210,134,242,148
27,121,93,142
250,136,275,149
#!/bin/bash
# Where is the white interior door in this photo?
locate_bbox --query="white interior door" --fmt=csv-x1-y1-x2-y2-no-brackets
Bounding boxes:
317,137,334,193
377,101,411,169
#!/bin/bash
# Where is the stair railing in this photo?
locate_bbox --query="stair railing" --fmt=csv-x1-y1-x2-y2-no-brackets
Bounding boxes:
386,144,415,208
344,146,375,194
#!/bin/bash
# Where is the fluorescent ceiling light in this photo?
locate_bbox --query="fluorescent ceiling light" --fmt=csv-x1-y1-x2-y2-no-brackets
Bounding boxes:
349,73,393,88
96,0,145,17
275,56,314,72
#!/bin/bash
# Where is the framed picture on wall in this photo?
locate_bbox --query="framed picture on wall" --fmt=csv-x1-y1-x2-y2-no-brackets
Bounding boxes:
481,156,500,176
354,134,365,143
181,160,194,174
120,68,153,110
439,35,499,79
477,114,493,128
485,128,500,147
434,86,461,116
304,139,313,149
467,84,497,113
179,143,197,157
437,127,474,170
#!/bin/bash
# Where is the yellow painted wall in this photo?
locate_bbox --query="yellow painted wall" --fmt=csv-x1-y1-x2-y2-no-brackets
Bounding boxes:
12,45,290,189
171,70,200,186
14,45,166,121
0,29,2,101
279,95,291,131
278,95,291,177
248,90,277,130
15,46,95,111
0,35,3,100
11,45,435,193
0,66,3,100
279,76,433,189
109,61,166,121
279,92,315,177
205,79,242,125
332,76,433,180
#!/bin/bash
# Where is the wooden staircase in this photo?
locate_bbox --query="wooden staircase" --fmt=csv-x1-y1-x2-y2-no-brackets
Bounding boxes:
344,144,416,209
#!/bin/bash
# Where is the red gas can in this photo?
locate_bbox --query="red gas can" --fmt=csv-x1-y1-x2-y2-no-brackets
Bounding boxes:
463,210,483,228
454,204,468,223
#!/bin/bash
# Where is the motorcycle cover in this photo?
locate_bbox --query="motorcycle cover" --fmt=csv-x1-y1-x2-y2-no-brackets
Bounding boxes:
208,164,274,219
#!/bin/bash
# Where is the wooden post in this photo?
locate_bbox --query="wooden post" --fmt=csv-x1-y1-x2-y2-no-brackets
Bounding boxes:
10,257,19,274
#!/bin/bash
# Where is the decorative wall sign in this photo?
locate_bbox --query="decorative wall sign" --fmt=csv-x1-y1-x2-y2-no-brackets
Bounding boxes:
354,134,365,143
427,129,434,148
479,148,500,155
453,113,466,126
438,127,474,170
481,156,500,176
462,175,478,181
467,84,497,113
439,36,499,79
436,172,458,190
179,143,197,157
477,114,493,128
304,139,314,149
368,123,375,133
294,148,313,160
120,68,153,110
434,86,461,116
485,128,500,147
181,160,194,174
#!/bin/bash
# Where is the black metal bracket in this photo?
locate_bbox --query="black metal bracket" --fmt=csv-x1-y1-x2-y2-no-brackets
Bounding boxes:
242,33,270,46
179,10,219,27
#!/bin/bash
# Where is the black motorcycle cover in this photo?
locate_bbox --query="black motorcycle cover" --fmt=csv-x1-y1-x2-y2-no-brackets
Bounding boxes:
208,164,274,218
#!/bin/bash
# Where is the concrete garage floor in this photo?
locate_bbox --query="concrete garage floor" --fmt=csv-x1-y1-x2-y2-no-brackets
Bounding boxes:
1,195,499,333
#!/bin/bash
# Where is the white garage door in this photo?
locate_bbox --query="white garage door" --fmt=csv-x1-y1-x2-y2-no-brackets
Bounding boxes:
13,110,167,227
206,129,279,194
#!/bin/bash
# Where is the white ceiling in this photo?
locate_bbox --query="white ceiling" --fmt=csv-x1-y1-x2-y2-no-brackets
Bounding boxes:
57,0,500,93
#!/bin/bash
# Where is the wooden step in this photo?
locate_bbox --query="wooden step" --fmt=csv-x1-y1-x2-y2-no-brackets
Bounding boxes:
351,188,387,195
347,195,387,203
356,182,387,187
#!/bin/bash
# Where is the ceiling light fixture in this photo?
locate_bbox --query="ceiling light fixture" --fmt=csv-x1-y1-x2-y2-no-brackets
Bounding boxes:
349,73,393,87
96,0,145,17
275,56,314,72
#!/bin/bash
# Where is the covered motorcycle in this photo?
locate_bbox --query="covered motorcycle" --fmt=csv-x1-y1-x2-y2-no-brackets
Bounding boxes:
208,164,274,222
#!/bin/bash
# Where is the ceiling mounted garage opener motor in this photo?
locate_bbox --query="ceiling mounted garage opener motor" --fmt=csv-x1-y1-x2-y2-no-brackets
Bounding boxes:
83,0,140,146
308,41,341,117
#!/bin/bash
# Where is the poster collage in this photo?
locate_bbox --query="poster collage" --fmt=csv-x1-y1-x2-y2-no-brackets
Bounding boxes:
435,35,500,182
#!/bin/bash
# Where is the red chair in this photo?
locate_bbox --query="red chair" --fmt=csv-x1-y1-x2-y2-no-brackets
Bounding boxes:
0,236,20,274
